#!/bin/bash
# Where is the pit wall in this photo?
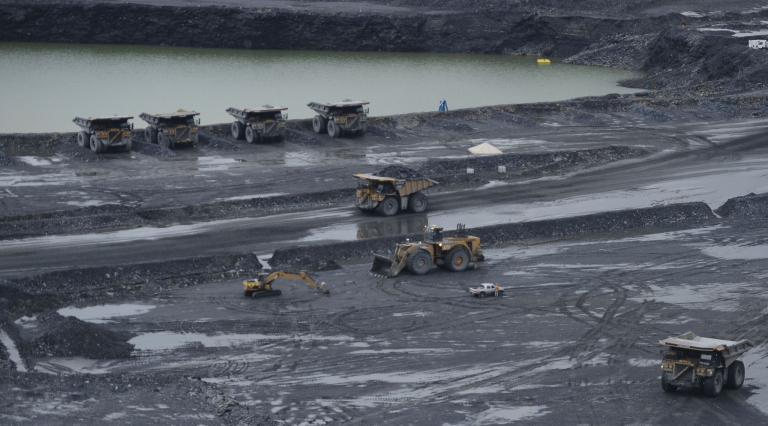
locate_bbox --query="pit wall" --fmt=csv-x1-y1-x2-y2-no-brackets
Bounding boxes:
269,202,717,270
0,3,672,57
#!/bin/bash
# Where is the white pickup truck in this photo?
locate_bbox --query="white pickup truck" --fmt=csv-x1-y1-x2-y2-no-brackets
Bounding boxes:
469,283,504,297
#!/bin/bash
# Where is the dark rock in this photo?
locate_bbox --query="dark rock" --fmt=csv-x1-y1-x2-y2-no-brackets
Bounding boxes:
419,146,650,176
627,103,671,121
375,165,425,180
715,192,768,219
24,311,135,359
366,124,400,140
284,129,324,147
425,119,474,133
490,112,538,127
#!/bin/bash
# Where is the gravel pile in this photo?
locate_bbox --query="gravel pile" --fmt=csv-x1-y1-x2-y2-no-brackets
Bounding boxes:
366,124,400,139
715,192,768,219
270,202,718,270
490,112,538,127
7,253,263,298
284,128,324,147
425,118,474,133
375,165,426,179
627,104,671,122
24,311,135,359
0,151,16,166
697,100,742,117
197,130,242,152
174,377,279,425
130,140,177,158
1,188,356,240
419,146,650,176
0,204,141,240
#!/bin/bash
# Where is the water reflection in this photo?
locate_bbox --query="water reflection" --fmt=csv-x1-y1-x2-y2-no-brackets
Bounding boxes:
356,214,429,239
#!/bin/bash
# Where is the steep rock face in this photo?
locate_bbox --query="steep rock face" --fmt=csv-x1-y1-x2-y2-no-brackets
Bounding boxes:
0,3,634,56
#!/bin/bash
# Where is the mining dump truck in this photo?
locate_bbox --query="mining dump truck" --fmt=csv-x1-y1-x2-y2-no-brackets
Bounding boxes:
140,109,200,149
370,224,484,278
243,271,330,298
354,173,438,216
307,100,369,138
659,332,754,397
72,116,134,153
226,105,287,143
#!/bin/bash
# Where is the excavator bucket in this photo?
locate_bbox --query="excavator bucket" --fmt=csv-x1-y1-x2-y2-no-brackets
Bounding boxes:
370,254,404,278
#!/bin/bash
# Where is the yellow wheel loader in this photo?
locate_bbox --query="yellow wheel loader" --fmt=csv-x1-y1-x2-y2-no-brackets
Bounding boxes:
370,224,484,278
243,271,330,298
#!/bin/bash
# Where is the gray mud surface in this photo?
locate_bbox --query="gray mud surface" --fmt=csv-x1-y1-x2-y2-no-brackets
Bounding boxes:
3,0,768,424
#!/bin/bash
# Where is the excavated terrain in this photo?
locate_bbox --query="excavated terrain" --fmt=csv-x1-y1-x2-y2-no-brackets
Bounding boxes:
2,0,768,424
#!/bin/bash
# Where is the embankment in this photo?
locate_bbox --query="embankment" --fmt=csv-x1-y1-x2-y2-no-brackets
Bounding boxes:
0,3,663,56
715,192,768,219
269,202,717,270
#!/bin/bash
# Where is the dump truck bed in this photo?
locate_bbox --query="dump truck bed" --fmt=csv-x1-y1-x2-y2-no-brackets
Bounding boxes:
226,106,287,119
660,332,754,362
308,100,369,113
139,110,200,124
354,174,438,194
73,116,133,128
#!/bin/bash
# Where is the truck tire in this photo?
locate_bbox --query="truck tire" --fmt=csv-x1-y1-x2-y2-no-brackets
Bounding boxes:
445,247,470,272
90,135,104,153
726,360,745,390
661,374,677,393
145,127,157,144
124,138,132,152
407,250,432,275
327,120,341,138
408,192,428,213
77,131,89,148
479,292,486,298
231,121,245,140
313,115,327,134
703,369,724,397
245,126,260,144
377,197,399,216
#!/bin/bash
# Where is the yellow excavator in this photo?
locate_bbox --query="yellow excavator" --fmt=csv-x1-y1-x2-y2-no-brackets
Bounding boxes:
243,271,330,298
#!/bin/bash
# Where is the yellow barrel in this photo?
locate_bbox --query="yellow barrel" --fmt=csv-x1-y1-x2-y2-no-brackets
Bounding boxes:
537,58,551,64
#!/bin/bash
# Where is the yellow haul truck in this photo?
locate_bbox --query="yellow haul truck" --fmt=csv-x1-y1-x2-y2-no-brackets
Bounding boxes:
72,116,134,153
226,105,287,143
307,100,369,138
354,173,438,216
140,109,200,149
659,332,753,397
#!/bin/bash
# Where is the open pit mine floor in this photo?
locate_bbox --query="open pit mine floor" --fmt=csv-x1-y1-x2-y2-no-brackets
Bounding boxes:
1,103,768,425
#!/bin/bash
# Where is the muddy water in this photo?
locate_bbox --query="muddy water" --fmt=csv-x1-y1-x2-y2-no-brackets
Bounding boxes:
0,42,644,133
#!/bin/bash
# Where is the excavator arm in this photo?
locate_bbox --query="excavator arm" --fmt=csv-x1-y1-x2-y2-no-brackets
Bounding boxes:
263,271,330,294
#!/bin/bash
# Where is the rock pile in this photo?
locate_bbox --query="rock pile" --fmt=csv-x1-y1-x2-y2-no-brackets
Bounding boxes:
24,311,135,359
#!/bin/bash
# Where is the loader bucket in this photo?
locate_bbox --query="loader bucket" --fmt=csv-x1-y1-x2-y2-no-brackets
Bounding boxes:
370,254,402,278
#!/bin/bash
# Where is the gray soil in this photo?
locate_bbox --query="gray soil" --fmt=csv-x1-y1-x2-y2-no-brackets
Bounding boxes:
2,0,768,424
